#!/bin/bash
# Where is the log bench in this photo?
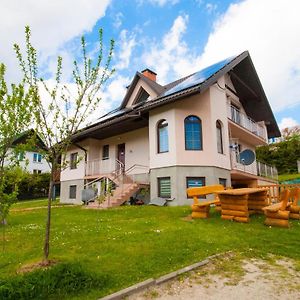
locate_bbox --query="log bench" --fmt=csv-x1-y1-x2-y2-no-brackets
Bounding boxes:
187,185,224,219
287,187,300,220
263,189,291,228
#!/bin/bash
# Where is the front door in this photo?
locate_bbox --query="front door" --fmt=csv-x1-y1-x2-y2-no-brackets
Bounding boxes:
117,143,125,172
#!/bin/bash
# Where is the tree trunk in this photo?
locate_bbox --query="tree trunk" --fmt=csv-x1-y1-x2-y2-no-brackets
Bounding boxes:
43,166,55,263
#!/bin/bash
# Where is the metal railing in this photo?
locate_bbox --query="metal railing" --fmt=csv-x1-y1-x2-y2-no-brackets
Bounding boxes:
228,105,266,140
231,151,278,180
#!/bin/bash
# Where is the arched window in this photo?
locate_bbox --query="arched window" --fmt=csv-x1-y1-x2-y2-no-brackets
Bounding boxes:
216,120,223,154
185,116,202,150
157,120,169,153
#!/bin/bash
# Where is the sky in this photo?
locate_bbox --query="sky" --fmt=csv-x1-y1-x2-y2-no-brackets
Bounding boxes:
0,0,300,130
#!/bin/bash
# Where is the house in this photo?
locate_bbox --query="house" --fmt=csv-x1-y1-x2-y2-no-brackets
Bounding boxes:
4,129,50,174
60,51,280,206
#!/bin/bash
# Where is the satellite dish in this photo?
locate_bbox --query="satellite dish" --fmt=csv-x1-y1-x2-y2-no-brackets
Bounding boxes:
238,149,255,165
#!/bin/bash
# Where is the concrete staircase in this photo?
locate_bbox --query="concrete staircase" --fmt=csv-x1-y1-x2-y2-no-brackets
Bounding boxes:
87,181,141,209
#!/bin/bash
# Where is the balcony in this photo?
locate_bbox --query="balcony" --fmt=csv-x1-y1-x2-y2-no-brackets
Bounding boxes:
230,151,278,180
85,158,119,177
228,105,267,142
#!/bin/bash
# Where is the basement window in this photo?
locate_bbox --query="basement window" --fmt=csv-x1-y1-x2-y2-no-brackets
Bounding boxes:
158,177,171,198
69,185,77,199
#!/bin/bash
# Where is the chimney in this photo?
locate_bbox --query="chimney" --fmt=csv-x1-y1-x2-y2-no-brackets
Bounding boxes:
141,68,157,81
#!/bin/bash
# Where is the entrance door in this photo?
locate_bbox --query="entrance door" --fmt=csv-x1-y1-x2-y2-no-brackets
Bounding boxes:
117,143,125,172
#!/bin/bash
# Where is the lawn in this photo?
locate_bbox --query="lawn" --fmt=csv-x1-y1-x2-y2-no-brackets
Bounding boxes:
0,202,300,299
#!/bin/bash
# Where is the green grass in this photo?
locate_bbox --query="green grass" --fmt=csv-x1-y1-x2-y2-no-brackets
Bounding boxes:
1,202,300,299
11,198,67,210
278,173,300,182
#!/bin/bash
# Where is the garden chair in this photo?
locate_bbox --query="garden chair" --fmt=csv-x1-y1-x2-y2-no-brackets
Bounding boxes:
187,185,224,219
287,187,300,219
263,189,291,228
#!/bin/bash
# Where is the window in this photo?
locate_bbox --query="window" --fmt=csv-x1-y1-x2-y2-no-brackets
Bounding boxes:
216,120,223,154
157,120,169,153
70,152,78,169
185,116,202,150
33,153,42,163
102,145,109,160
186,177,205,198
17,152,25,161
33,169,42,174
231,104,241,124
135,88,150,104
158,177,171,198
69,185,77,199
219,178,227,187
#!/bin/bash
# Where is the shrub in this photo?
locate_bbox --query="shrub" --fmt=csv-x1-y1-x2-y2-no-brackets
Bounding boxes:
0,262,108,299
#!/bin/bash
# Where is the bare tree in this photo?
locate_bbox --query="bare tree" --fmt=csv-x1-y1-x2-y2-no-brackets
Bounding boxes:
14,26,115,263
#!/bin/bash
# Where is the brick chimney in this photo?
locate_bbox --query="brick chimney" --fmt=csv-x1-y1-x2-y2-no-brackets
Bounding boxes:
141,68,157,81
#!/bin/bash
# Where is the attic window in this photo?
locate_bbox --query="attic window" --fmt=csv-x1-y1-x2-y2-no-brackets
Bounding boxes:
135,88,149,104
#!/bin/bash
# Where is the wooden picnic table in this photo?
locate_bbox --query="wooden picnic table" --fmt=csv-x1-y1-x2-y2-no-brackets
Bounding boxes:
215,188,268,223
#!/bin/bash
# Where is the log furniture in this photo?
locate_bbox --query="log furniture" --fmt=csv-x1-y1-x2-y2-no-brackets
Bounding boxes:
263,189,291,228
216,188,268,223
287,187,300,220
187,185,224,219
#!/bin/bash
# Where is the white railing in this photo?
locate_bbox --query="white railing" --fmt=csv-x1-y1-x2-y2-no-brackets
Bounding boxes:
230,151,278,180
228,105,266,140
85,158,117,176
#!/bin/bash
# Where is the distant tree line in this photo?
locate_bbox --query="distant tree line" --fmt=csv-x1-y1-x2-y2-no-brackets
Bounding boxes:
256,132,300,174
4,168,50,200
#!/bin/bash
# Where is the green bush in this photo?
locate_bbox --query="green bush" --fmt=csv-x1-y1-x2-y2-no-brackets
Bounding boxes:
0,262,108,299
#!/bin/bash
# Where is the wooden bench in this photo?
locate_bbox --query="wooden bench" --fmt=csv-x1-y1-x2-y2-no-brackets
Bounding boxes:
187,185,224,219
263,189,291,228
287,187,300,219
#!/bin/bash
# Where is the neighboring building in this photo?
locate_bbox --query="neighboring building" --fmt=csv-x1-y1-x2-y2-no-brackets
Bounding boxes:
60,51,280,206
4,130,50,174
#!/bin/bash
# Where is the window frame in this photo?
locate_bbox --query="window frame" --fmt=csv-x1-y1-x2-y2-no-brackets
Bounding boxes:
102,145,109,160
70,152,78,170
157,177,171,198
219,178,227,187
33,153,42,163
69,185,77,199
157,119,169,153
216,120,224,154
186,177,206,198
184,115,202,151
134,87,150,105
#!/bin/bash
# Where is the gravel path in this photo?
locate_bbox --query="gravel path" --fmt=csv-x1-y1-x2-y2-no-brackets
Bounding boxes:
129,255,300,300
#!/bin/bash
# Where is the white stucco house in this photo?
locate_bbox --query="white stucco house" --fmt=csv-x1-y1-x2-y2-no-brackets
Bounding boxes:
4,130,50,174
60,51,280,207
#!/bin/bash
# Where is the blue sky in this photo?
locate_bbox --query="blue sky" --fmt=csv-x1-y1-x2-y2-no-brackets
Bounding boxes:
1,0,300,130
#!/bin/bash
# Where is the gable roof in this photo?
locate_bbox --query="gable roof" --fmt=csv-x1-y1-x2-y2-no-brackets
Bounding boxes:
72,51,280,142
12,129,48,151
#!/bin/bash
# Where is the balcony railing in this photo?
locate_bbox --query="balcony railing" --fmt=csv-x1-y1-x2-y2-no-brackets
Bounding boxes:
231,152,278,180
85,158,118,176
228,105,266,139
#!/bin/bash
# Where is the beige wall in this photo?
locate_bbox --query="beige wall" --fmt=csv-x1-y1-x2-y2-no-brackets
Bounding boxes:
149,77,231,170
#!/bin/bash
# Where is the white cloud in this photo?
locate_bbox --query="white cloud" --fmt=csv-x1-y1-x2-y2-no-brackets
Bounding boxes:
205,3,218,14
113,12,124,29
115,30,137,70
138,0,179,6
198,0,300,112
279,117,299,130
0,0,111,81
142,14,199,83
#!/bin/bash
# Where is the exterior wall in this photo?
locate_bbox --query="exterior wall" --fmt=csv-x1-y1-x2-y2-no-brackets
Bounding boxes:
60,179,84,204
126,81,158,108
4,149,50,174
60,145,87,181
150,165,231,206
149,77,231,171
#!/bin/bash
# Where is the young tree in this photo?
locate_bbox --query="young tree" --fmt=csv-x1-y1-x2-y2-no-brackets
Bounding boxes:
14,26,115,263
0,63,33,227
